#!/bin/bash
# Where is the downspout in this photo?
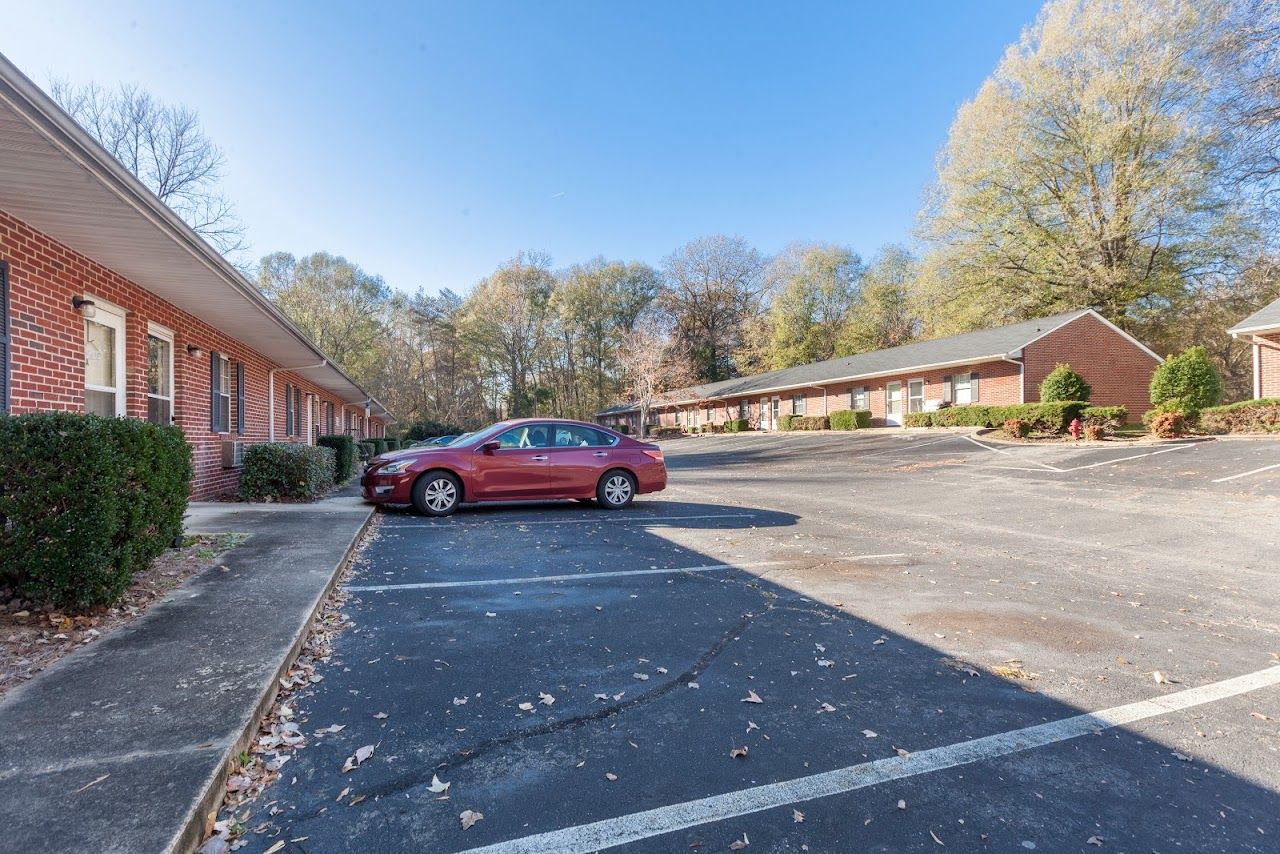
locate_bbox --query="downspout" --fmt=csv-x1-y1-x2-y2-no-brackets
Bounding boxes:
268,360,327,441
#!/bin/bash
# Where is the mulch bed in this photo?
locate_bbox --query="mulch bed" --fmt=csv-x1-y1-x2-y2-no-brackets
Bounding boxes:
0,532,245,700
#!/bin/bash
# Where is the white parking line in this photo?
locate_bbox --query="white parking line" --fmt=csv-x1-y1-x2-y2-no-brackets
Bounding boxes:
960,434,1063,471
1212,462,1280,483
459,665,1280,854
391,512,758,528
344,560,791,592
1056,442,1198,472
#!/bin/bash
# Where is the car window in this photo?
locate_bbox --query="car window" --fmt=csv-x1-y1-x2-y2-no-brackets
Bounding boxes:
494,425,551,449
550,425,618,447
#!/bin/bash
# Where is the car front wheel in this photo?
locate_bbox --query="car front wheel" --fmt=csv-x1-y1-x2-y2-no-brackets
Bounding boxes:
412,471,462,516
596,470,636,509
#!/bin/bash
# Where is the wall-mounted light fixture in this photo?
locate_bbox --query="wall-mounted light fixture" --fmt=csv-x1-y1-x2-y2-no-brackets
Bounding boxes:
186,343,205,359
71,296,97,318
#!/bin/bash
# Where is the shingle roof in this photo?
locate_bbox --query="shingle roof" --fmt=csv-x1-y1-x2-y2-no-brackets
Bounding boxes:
1229,297,1280,335
596,309,1095,415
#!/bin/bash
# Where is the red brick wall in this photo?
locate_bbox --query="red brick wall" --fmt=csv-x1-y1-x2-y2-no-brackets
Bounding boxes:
1,209,385,499
1022,312,1159,420
1258,333,1280,399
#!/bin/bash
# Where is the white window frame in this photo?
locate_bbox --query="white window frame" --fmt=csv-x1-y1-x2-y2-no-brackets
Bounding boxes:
851,386,869,411
146,321,174,425
215,354,232,433
83,295,126,417
953,373,973,405
908,378,925,414
791,394,806,416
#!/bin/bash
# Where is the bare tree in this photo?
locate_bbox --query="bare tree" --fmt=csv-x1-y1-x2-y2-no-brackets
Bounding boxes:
616,316,696,434
49,79,247,258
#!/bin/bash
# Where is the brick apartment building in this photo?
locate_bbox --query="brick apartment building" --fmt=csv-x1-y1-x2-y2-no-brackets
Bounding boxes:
0,54,392,498
597,309,1161,432
1229,297,1280,399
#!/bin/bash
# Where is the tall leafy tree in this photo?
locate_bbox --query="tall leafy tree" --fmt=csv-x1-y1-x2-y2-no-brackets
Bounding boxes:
837,244,921,354
660,235,766,382
749,244,864,370
916,0,1254,342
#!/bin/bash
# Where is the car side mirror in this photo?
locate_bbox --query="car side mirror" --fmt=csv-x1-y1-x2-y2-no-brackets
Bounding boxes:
480,440,500,454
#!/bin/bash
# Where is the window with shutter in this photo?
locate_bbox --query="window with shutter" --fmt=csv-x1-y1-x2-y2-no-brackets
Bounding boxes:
970,371,980,402
294,387,302,436
284,384,294,436
209,351,224,432
942,375,953,404
236,362,246,433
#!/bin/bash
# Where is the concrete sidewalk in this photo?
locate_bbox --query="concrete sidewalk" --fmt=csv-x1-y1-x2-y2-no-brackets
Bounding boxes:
0,489,374,854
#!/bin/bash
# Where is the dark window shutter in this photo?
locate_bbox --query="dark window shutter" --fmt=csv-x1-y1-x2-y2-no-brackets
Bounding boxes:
209,351,222,432
942,375,952,403
284,384,293,437
294,388,302,436
0,261,9,414
236,362,246,434
970,371,980,401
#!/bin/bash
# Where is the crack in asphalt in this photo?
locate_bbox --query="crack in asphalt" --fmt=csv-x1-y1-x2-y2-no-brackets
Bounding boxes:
307,591,779,809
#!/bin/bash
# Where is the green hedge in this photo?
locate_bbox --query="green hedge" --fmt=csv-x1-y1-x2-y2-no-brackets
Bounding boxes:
370,438,389,455
357,441,376,459
789,415,829,431
904,401,1087,433
317,434,356,483
777,414,794,431
829,410,872,430
1199,398,1280,434
0,413,192,608
239,443,335,501
724,418,749,433
384,437,401,451
1081,406,1128,432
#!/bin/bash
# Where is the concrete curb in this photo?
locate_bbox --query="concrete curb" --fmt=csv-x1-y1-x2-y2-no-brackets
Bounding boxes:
173,506,375,853
972,427,1216,448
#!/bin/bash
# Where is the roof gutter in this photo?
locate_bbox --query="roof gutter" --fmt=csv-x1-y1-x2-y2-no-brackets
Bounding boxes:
0,53,396,422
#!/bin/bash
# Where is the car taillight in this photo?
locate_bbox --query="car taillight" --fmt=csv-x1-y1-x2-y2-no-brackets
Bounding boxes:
642,449,664,462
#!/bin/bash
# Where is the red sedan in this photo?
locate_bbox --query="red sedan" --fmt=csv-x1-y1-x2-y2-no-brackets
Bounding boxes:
361,419,667,516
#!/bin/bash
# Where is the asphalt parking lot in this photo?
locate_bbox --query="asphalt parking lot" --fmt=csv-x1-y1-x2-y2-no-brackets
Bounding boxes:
251,430,1280,852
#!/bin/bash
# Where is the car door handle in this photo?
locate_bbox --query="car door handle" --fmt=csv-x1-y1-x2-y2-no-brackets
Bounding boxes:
593,451,608,457
531,455,548,461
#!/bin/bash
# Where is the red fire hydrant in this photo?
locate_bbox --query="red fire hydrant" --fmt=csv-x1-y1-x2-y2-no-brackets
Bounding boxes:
1069,417,1082,440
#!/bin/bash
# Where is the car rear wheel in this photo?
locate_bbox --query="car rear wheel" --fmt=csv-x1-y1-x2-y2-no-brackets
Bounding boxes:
411,471,462,516
596,470,636,509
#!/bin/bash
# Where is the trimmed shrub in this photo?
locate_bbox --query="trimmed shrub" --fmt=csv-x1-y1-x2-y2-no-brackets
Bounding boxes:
616,423,632,435
1084,424,1106,441
1040,363,1092,403
1003,418,1029,439
240,443,335,501
777,414,794,431
384,438,401,451
404,419,467,442
1081,406,1128,433
648,426,683,440
370,438,389,455
829,410,855,431
317,434,356,483
1199,398,1280,434
905,401,1087,433
1150,346,1222,417
0,413,193,609
789,415,829,431
1149,411,1186,439
853,409,872,428
724,418,750,433
357,441,376,460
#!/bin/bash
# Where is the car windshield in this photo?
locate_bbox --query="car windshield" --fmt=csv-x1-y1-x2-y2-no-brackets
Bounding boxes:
442,432,471,446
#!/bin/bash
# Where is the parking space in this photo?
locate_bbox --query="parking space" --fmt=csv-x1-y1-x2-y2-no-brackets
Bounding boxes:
248,431,1280,852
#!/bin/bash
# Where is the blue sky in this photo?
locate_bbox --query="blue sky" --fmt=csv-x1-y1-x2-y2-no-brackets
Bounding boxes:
2,1,1041,295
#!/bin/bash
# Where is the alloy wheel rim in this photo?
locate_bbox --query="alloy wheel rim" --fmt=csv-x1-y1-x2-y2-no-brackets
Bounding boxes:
605,475,631,505
424,478,457,511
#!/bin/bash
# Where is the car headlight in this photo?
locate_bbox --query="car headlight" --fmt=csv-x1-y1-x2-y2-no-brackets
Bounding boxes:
379,460,413,475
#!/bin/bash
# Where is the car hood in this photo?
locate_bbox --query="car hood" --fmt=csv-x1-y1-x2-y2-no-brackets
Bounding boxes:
370,446,453,466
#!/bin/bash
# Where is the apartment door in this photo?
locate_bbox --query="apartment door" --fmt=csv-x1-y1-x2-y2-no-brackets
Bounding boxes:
759,397,771,430
885,381,904,426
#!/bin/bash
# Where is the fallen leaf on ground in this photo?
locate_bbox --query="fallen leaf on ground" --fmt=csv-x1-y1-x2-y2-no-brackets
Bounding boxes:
314,724,346,735
729,833,750,850
452,697,468,706
819,703,837,713
336,786,351,801
539,692,555,706
1152,671,1179,685
518,702,535,711
741,690,763,704
460,809,483,829
729,746,748,759
862,729,878,738
373,712,388,719
633,673,650,681
427,774,450,793
605,772,618,781
792,809,805,823
895,747,911,758
1172,751,1191,761
930,829,944,845
656,667,668,674
349,794,366,806
264,842,285,854
746,721,758,732
897,799,907,810
942,658,980,677
1251,712,1272,721
342,744,375,773
817,659,834,668
992,664,1034,680
1086,836,1104,847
